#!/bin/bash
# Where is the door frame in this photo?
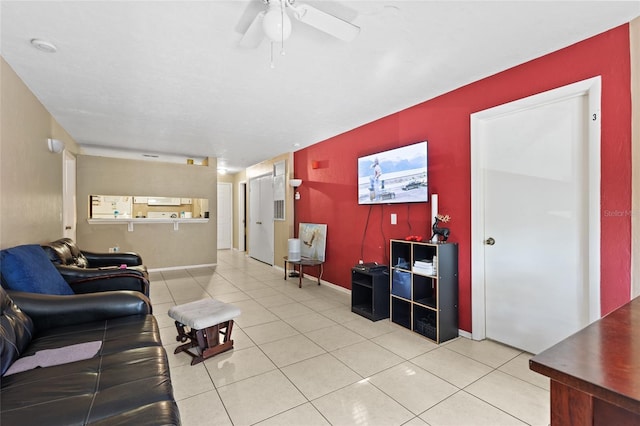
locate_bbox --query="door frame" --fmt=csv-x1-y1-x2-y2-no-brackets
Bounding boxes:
217,182,233,249
470,76,602,341
62,149,77,240
238,181,247,252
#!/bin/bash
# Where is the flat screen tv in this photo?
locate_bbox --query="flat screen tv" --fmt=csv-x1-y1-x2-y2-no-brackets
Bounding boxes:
357,141,428,205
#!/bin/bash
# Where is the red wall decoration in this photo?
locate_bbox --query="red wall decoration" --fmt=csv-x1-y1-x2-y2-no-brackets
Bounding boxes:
294,24,632,333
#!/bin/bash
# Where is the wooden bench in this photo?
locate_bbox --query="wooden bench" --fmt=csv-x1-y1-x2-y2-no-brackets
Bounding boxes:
168,299,241,365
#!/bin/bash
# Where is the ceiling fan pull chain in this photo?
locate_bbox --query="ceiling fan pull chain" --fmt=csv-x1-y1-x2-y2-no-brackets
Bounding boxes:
270,42,275,69
280,1,286,56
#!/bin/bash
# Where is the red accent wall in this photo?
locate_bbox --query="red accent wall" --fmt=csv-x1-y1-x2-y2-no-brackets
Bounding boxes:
294,25,632,332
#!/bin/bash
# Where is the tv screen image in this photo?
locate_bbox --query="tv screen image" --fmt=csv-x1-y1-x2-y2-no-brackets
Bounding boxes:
357,141,428,205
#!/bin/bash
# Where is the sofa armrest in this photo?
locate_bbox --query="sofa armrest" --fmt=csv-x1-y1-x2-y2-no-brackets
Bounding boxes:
56,265,145,280
7,290,152,331
82,251,143,267
55,265,150,296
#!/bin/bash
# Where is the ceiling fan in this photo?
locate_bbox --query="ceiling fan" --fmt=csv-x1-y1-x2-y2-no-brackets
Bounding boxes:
238,0,360,48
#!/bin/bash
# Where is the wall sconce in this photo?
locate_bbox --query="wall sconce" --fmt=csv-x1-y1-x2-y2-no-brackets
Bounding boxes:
289,178,302,200
47,138,65,153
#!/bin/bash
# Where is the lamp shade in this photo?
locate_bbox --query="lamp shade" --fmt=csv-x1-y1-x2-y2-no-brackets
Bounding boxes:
288,238,301,261
263,1,292,42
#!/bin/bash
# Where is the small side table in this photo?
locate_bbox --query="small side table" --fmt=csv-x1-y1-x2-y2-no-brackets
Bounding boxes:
284,256,324,288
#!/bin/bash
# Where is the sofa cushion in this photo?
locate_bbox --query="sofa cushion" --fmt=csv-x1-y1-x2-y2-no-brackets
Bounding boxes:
0,313,178,425
0,289,179,425
0,245,74,295
0,288,34,375
24,315,162,356
0,346,180,425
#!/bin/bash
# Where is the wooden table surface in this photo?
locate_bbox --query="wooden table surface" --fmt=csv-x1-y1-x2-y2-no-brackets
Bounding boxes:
283,256,324,288
530,296,640,423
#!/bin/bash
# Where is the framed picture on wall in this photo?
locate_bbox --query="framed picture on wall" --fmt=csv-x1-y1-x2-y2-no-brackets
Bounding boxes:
299,223,327,261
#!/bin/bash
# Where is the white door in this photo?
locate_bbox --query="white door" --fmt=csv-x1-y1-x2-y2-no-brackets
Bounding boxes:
62,150,76,240
249,174,274,265
471,77,601,354
217,182,233,249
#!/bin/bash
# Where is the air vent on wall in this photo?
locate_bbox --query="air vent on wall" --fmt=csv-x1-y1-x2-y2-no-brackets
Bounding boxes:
273,160,285,221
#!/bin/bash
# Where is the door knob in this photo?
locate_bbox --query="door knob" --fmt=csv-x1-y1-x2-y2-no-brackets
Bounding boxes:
65,226,72,230
256,221,262,225
484,237,495,245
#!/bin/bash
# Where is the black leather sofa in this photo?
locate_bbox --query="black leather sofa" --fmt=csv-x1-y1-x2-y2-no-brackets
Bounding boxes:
0,287,180,425
41,238,150,296
43,238,148,273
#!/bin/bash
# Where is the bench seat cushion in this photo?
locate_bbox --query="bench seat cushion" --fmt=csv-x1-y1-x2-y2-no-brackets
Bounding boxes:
169,299,241,329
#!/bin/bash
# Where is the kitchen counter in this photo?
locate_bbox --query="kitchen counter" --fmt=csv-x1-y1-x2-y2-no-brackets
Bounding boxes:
87,218,208,231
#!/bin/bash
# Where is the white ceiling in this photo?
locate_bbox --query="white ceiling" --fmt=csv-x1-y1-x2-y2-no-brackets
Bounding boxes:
2,1,639,172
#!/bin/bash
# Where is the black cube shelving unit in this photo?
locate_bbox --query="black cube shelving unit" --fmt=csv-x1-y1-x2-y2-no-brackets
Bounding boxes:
351,267,390,321
390,240,458,343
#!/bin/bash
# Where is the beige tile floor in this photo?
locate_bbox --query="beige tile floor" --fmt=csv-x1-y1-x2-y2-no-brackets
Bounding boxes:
150,250,550,426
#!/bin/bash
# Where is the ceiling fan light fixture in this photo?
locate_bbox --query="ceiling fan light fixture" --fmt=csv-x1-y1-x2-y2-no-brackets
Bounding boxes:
262,0,291,42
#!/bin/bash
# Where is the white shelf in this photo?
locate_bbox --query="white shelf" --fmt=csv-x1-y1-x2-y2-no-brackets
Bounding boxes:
87,218,209,231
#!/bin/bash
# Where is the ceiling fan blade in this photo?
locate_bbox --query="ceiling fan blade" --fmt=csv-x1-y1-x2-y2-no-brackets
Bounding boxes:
291,4,360,42
238,11,266,48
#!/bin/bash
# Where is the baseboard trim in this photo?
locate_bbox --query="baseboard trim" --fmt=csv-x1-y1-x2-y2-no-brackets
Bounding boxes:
149,263,217,272
458,329,472,340
318,278,350,294
275,264,350,294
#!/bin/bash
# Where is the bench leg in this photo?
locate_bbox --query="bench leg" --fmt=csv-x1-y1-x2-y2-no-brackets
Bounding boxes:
173,320,236,365
174,321,199,354
197,320,235,364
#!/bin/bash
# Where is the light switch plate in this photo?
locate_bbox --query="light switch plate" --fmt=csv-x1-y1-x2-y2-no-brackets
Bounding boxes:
391,213,397,225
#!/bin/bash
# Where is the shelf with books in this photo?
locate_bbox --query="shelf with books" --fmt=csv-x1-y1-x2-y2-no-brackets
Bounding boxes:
389,239,458,344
